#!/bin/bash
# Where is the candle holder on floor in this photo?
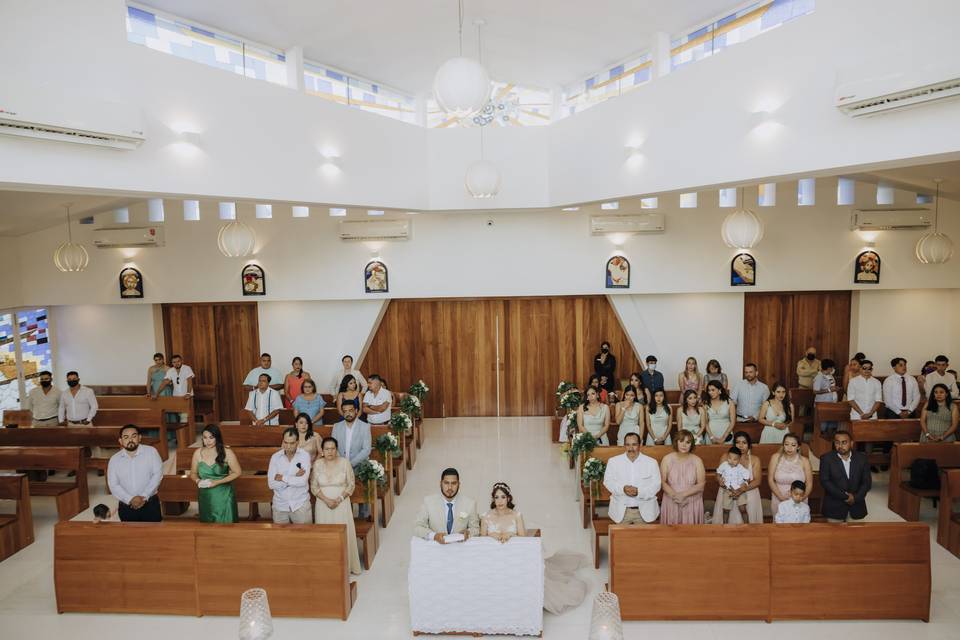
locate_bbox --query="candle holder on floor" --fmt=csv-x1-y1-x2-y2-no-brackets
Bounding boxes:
239,587,273,640
588,591,623,640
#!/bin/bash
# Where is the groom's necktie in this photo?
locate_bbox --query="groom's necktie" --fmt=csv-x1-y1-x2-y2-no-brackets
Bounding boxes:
446,502,454,534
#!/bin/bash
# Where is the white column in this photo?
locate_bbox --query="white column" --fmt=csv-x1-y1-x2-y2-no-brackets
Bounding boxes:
285,45,305,92
652,31,672,79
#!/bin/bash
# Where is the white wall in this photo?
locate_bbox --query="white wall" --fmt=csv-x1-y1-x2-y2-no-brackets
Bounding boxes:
0,244,22,309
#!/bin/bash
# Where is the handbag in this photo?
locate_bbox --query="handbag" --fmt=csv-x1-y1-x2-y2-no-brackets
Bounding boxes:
908,458,940,491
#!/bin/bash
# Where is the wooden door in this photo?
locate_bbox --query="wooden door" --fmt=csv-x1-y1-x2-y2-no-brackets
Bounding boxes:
439,299,502,417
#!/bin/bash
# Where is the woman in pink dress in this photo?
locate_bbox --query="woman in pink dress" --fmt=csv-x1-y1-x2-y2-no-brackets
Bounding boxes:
659,429,706,524
767,432,812,514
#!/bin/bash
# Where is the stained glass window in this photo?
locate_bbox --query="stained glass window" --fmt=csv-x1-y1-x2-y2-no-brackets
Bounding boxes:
0,313,16,411
304,62,416,124
561,52,652,118
0,309,53,413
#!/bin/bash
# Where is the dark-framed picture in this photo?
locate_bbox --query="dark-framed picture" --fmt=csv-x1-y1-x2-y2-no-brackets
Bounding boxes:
731,253,756,286
605,255,630,289
365,260,388,293
242,263,266,296
854,250,880,284
118,267,144,299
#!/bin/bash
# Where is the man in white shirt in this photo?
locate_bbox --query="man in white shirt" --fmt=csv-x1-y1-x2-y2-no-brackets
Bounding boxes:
882,357,921,418
362,374,392,425
107,425,163,522
243,374,283,426
25,370,61,426
924,355,960,398
413,467,480,543
730,363,770,421
330,354,367,396
812,359,840,432
242,353,284,393
158,354,194,397
846,359,883,420
267,428,312,524
58,371,98,426
603,432,661,525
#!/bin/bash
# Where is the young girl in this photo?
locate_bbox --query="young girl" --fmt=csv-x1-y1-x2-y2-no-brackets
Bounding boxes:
678,389,706,444
645,389,671,445
615,385,643,445
677,357,703,394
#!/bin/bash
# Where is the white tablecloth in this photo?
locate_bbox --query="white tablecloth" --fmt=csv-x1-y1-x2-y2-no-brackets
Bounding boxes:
408,536,544,636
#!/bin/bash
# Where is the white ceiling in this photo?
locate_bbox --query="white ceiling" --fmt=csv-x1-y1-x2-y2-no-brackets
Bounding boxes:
140,0,737,92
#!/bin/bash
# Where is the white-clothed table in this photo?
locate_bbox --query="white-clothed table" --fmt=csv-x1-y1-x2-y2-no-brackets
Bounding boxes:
408,536,544,636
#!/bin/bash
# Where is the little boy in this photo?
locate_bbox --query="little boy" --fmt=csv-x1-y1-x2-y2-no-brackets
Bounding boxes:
774,480,811,523
93,503,114,523
717,447,751,523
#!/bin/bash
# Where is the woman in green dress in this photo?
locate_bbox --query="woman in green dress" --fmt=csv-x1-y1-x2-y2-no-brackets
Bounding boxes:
190,424,241,522
146,353,172,399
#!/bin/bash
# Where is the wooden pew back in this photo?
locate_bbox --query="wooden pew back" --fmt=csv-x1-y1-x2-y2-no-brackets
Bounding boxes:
0,473,34,561
176,446,274,473
2,410,32,427
888,442,960,520
937,469,960,557
0,426,159,449
0,446,88,518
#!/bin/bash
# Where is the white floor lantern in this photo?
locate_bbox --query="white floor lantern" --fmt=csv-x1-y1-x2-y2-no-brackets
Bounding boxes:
916,180,953,264
433,0,491,119
465,158,501,198
720,190,764,249
218,219,256,258
53,204,90,272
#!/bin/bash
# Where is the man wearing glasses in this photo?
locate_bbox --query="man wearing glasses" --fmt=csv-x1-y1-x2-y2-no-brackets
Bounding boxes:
846,359,883,421
158,354,194,398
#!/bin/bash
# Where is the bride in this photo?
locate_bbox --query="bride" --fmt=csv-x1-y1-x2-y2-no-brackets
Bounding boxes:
481,482,589,614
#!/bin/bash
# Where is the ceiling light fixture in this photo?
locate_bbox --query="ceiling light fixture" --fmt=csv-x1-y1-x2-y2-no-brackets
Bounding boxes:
54,203,89,272
721,187,764,250
217,203,255,257
464,19,500,198
433,1,491,118
916,179,953,264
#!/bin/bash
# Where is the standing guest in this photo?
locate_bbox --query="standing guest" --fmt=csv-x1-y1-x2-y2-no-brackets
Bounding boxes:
640,356,664,394
841,353,865,397
593,341,617,391
145,353,171,398
715,447,751,524
678,389,706,444
702,359,729,393
917,360,937,395
819,430,871,522
158,354,194,398
58,371,97,426
677,357,703,394
659,430,705,524
626,372,651,406
796,347,821,389
190,425,241,523
294,412,321,459
311,437,362,574
883,357,921,418
329,354,367,396
25,370,61,426
585,374,607,403
712,431,763,524
774,480,811,524
645,389,672,445
920,384,958,442
336,375,362,417
362,374,392,425
292,378,325,425
703,380,736,444
243,374,283,426
242,353,284,393
768,433,812,515
614,385,643,445
923,355,960,398
758,383,794,443
730,363,769,421
812,359,840,431
268,427,312,524
603,432,661,525
577,387,610,444
283,357,311,409
333,404,371,470
107,425,163,522
847,359,882,420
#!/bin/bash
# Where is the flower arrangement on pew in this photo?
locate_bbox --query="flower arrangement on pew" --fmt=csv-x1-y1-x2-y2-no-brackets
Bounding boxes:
409,379,430,401
390,412,412,434
556,381,575,404
376,432,401,459
400,394,422,418
570,431,597,461
582,457,607,499
558,387,583,413
355,459,387,505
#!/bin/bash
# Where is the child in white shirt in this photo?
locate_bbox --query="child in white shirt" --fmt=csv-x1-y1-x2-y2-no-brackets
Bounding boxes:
774,480,811,524
717,448,751,523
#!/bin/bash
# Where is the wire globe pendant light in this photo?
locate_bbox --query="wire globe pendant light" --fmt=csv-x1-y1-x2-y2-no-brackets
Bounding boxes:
217,203,256,257
462,17,500,198
720,188,764,249
53,203,90,272
433,0,491,119
916,179,953,264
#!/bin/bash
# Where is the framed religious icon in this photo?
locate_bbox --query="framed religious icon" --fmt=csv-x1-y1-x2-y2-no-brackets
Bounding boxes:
730,253,756,286
365,260,388,293
118,267,144,299
242,263,266,296
854,250,880,284
605,255,630,289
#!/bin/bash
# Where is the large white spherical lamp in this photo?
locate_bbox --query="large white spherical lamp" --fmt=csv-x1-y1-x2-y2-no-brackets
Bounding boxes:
465,159,501,198
721,207,764,249
916,232,953,264
433,56,491,118
217,220,256,258
53,204,89,272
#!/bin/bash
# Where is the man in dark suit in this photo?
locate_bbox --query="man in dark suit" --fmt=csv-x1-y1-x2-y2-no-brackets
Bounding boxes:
819,430,871,522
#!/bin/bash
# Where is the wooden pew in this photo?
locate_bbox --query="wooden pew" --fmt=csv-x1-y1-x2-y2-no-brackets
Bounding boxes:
790,387,815,435
937,469,960,558
240,408,296,425
89,383,219,424
95,395,196,452
54,520,355,619
813,403,921,462
0,474,34,561
888,442,960,521
609,523,930,621
2,409,32,427
0,446,88,519
351,479,380,570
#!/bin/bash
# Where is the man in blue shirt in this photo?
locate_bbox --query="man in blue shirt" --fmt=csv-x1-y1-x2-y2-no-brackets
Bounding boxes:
730,363,770,421
640,355,664,394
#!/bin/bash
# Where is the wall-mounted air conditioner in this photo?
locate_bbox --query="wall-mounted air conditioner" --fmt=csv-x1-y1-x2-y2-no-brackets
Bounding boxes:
339,219,410,241
590,213,665,235
0,89,145,149
835,63,960,118
93,226,165,248
851,209,932,231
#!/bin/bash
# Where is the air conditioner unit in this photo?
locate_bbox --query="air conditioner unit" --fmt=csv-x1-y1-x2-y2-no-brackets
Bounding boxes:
339,219,410,241
93,226,165,248
851,209,932,231
0,89,145,149
835,64,960,118
590,213,665,235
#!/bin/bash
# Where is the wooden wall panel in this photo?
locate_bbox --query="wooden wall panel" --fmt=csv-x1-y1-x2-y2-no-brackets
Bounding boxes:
440,299,501,417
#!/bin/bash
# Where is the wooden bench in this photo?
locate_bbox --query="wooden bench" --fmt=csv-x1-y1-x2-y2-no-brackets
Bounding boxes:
790,387,815,435
609,523,930,621
2,409,32,427
0,474,34,561
54,520,356,619
90,383,219,424
240,408,296,425
888,442,960,521
94,395,196,454
937,468,960,558
0,446,88,520
812,403,920,463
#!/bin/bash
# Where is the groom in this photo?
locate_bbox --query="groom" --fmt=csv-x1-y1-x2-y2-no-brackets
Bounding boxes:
414,467,480,543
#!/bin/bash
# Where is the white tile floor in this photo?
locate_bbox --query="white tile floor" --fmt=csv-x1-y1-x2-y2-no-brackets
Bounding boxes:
1,417,959,639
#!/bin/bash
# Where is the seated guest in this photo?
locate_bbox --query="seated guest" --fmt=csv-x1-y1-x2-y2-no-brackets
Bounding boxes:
311,436,362,574
614,385,643,445
242,353,283,393
292,378,325,425
336,375,362,417
283,356,311,409
330,354,367,396
768,433,812,514
659,430,705,524
847,359,882,420
92,503,116,523
145,353,171,398
58,370,97,426
730,363,769,421
677,357,703,394
920,384,959,442
640,355,664,394
586,374,607,403
716,447,750,524
602,432,661,525
702,359,729,393
362,374,392,425
758,383,794,443
819,430,870,522
813,359,840,431
294,412,320,459
268,427,312,524
774,480,811,524
107,425,163,522
678,389,706,444
599,374,617,401
158,354,194,398
190,425,241,523
645,389,671,445
626,371,650,405
703,380,736,444
480,482,526,543
924,355,960,398
25,370,61,426
796,347,820,390
243,374,283,426
413,467,480,542
882,357,921,418
577,387,610,444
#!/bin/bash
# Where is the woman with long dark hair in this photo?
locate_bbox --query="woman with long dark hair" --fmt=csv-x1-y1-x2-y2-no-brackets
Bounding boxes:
703,380,736,444
336,374,362,417
759,383,795,443
283,356,311,408
712,430,763,524
920,383,959,442
190,424,241,522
